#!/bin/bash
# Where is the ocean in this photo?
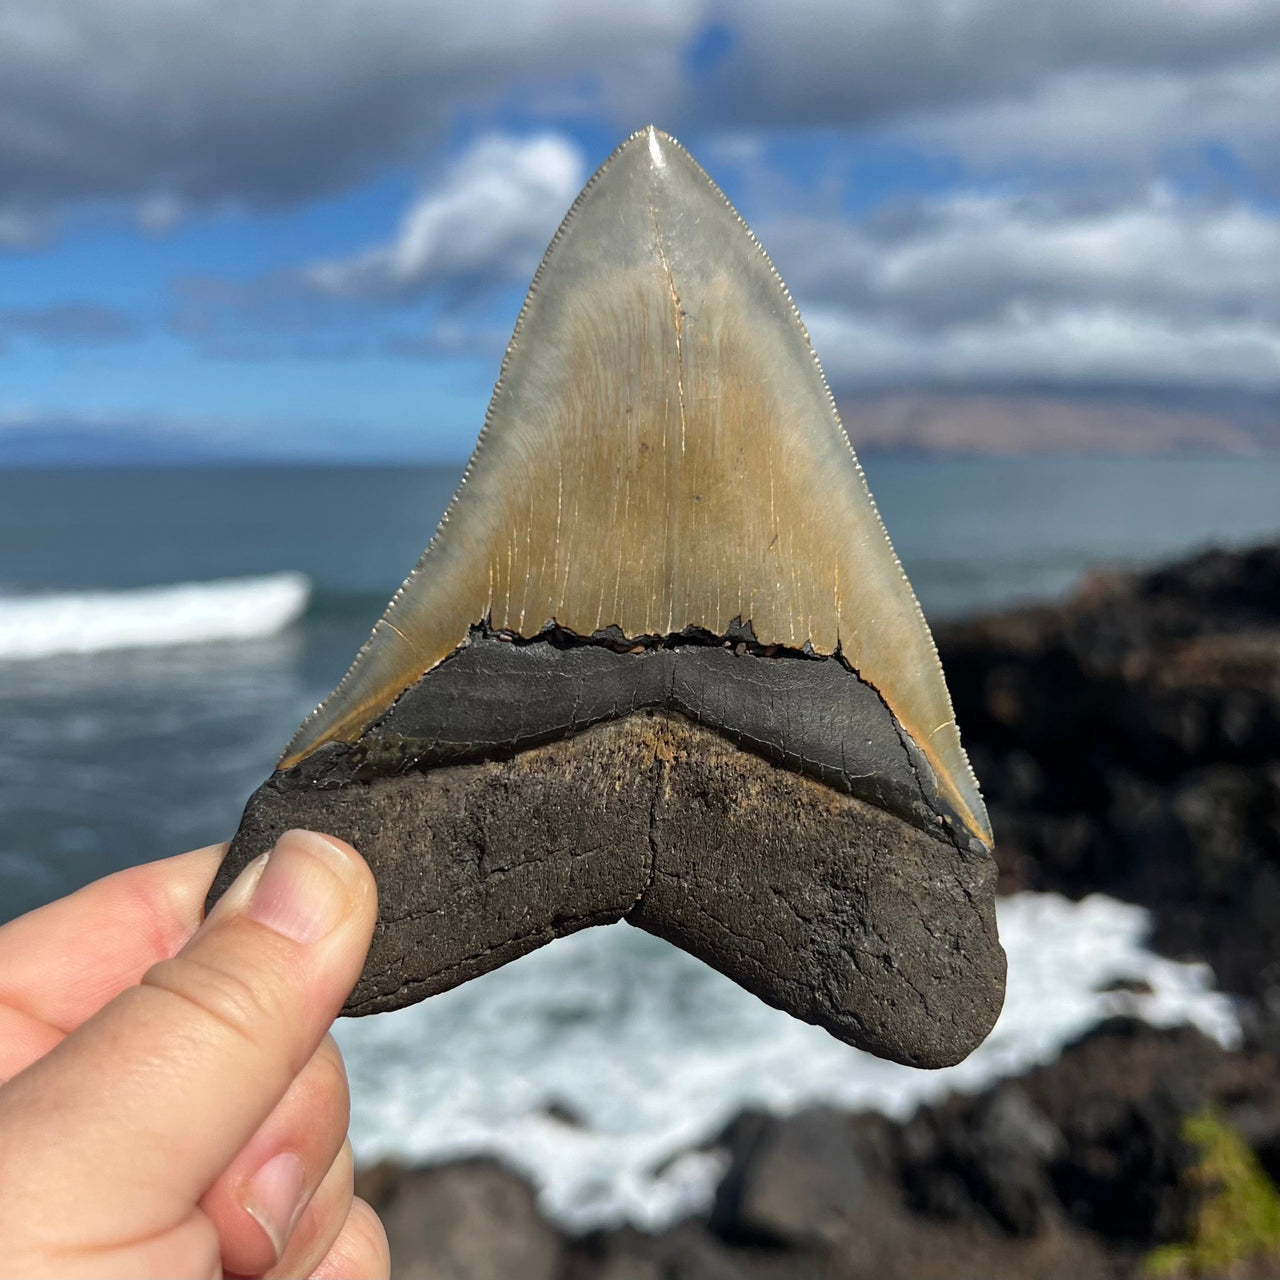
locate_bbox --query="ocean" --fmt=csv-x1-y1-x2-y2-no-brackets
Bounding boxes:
0,456,1274,1225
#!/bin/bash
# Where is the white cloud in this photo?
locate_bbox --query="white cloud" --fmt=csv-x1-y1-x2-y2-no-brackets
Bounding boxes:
0,0,696,220
0,0,1274,229
706,0,1275,127
305,134,586,298
765,188,1279,389
807,304,1278,390
14,1,1266,398
774,189,1277,321
180,142,1279,393
896,59,1278,176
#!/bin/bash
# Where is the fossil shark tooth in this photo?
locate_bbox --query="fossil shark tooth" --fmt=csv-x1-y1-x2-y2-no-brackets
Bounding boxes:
209,127,1005,1069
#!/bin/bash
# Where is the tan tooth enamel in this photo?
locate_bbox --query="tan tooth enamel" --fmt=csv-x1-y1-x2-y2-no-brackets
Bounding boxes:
281,126,993,849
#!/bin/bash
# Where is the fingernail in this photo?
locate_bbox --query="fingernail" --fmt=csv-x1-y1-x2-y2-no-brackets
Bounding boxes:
243,1150,306,1262
196,851,270,938
246,829,356,944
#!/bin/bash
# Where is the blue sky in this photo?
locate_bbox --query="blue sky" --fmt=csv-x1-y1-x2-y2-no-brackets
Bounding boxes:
1,2,1276,460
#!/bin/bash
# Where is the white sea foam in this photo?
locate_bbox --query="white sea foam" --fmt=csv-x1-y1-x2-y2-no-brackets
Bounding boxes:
0,573,310,659
335,892,1239,1232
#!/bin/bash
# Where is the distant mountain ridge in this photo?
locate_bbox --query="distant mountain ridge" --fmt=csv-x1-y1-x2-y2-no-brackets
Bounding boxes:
840,391,1276,456
2,391,1275,465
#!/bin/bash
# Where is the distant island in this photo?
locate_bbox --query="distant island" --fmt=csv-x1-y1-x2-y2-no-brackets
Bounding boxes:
840,390,1277,456
1,390,1275,465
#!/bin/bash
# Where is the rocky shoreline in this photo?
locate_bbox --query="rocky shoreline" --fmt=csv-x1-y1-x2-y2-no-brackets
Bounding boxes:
943,541,1279,1049
356,543,1280,1279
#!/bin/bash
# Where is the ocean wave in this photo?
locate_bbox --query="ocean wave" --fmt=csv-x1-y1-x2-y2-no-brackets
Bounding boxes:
0,573,310,660
335,892,1238,1232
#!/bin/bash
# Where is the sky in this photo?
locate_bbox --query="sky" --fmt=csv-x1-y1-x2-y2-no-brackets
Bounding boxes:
1,0,1276,461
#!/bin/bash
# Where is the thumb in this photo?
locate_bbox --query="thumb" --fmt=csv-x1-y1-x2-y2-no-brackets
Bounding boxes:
0,829,376,1265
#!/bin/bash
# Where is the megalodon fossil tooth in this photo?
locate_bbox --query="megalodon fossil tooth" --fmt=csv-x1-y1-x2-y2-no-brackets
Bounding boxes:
209,127,1005,1068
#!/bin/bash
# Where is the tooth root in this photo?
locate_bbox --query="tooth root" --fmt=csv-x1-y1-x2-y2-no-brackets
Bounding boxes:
217,715,1006,1066
281,125,991,849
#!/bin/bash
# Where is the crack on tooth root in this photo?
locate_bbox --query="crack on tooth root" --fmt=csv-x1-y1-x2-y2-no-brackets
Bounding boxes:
628,737,666,917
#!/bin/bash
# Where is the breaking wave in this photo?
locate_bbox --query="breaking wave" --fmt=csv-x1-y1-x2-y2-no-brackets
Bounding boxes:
335,892,1239,1231
0,573,310,660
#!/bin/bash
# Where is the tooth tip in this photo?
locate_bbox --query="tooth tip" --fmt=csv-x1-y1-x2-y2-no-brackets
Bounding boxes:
602,125,702,194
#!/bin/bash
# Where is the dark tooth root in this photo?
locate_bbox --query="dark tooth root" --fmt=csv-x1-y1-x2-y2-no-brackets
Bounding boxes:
211,715,1006,1069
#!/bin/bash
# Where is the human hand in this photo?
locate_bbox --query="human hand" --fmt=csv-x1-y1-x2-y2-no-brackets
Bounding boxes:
0,829,390,1278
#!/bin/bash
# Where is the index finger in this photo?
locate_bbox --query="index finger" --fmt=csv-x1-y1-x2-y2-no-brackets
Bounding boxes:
0,843,225,1033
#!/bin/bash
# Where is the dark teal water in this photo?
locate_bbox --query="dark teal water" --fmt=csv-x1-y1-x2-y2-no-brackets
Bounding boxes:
0,457,1275,921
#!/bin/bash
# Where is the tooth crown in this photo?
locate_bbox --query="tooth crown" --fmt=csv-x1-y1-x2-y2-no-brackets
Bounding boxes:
283,126,991,849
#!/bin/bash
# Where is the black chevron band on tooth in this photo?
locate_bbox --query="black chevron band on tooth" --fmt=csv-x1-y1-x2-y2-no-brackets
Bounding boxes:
280,629,977,855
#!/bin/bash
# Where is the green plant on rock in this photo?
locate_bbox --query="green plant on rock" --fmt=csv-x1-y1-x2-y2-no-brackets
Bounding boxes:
1145,1111,1279,1280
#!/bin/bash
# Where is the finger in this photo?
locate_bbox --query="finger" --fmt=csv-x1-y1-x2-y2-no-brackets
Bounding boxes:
0,1004,64,1083
0,829,376,1259
200,1034,350,1277
0,843,225,1033
308,1197,391,1280
5,1209,221,1280
269,1139,356,1279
